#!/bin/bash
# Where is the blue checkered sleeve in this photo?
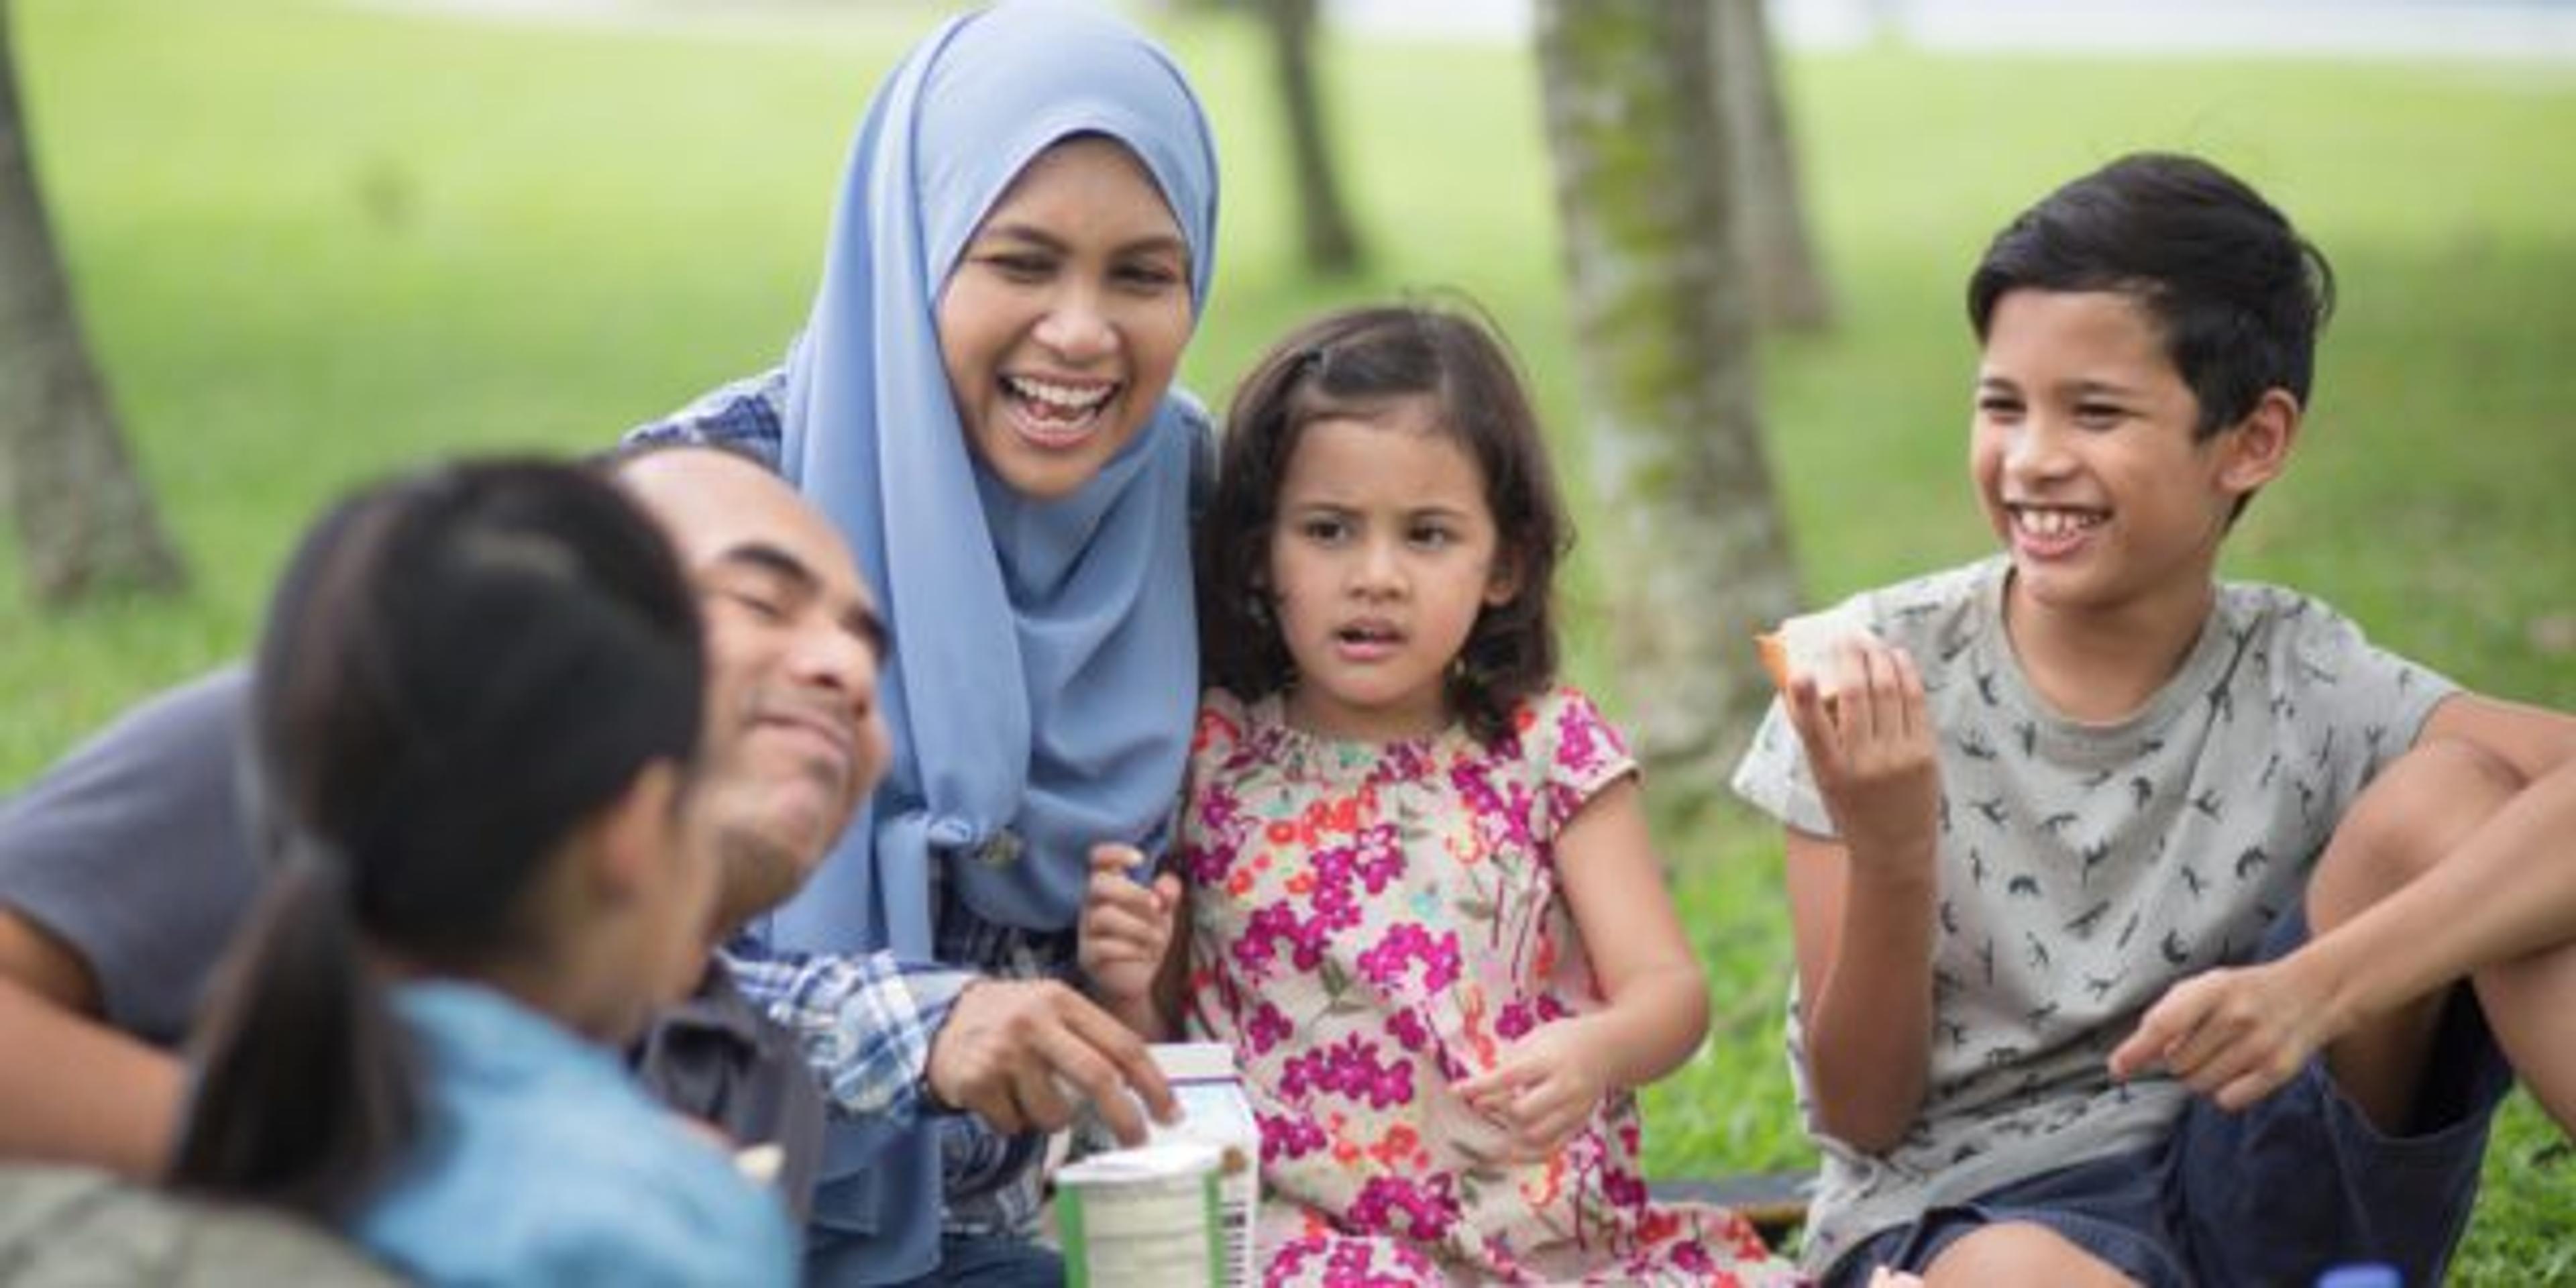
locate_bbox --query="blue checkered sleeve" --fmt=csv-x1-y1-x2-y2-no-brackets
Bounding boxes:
720,940,975,1124
621,365,790,469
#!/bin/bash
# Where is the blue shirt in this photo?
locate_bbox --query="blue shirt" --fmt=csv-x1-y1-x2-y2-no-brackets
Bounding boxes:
353,982,797,1287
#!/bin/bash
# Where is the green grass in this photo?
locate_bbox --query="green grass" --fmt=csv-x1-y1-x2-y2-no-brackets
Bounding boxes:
8,1,2573,1277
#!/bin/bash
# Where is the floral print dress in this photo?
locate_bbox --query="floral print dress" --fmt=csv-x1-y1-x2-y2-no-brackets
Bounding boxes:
1177,686,1795,1287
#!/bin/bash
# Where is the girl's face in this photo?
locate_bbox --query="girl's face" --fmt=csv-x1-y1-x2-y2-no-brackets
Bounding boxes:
1267,402,1518,742
938,136,1195,501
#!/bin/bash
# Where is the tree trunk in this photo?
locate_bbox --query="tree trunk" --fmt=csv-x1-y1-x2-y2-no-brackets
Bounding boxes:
1715,0,1834,331
1259,0,1366,276
0,0,186,604
1533,0,1801,797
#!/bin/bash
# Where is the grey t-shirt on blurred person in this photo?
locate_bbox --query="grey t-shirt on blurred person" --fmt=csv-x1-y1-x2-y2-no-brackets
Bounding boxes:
0,667,260,1043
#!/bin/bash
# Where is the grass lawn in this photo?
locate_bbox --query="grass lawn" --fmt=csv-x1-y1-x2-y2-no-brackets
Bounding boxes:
7,1,2572,1278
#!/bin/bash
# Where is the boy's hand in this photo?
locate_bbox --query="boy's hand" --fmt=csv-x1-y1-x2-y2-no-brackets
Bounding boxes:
1078,843,1181,1011
1783,636,1940,875
1450,1018,1612,1163
2108,956,2343,1111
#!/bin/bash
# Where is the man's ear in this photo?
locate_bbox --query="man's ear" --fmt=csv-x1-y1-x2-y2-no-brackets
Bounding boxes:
582,761,685,906
2217,388,2301,496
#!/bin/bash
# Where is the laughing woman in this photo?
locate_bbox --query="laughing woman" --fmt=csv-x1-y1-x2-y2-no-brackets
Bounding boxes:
625,3,1222,1281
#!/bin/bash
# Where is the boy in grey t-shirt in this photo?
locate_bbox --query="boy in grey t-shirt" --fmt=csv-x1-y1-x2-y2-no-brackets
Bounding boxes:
1731,154,2576,1286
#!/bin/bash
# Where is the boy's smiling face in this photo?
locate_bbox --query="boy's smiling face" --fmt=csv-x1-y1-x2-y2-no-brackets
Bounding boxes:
1972,288,2292,621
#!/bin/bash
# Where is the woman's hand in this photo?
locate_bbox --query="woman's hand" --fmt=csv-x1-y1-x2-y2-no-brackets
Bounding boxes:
1077,843,1181,1020
1783,635,1940,877
1450,1017,1615,1164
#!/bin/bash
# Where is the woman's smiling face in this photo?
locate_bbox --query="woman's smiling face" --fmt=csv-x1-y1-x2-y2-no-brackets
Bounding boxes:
936,136,1196,501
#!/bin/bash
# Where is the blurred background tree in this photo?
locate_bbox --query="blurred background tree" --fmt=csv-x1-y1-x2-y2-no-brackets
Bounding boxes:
1256,0,1368,275
1534,0,1802,796
1716,0,1834,331
0,0,184,606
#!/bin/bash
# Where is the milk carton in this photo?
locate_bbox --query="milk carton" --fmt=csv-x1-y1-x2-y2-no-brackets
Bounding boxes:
1144,1042,1260,1288
1057,1142,1223,1287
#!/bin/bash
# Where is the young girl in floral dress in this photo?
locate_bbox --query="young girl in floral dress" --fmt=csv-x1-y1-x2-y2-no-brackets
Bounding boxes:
1080,303,1796,1285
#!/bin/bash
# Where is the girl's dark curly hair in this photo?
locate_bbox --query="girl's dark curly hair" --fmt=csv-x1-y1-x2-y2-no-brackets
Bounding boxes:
1199,301,1571,744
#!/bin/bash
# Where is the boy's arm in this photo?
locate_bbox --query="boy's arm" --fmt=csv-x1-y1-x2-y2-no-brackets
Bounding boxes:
0,912,184,1177
1780,639,1942,1153
2422,691,2576,786
2114,693,2576,1106
1786,828,1937,1151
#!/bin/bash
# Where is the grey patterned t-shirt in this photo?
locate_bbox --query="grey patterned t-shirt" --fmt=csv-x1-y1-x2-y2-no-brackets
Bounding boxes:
1729,558,2453,1276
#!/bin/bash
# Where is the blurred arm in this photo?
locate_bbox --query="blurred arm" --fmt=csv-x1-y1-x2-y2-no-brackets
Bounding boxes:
0,910,183,1178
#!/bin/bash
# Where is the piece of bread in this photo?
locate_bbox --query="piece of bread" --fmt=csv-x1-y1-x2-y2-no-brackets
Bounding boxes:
1754,608,1876,700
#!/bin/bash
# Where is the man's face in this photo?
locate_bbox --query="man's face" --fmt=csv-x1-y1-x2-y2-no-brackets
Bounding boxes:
615,448,891,937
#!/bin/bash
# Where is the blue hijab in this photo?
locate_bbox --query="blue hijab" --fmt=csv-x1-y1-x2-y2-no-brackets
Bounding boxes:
761,5,1218,1275
772,0,1218,963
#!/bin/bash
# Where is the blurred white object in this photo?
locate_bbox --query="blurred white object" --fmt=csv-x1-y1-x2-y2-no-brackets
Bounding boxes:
732,1142,784,1187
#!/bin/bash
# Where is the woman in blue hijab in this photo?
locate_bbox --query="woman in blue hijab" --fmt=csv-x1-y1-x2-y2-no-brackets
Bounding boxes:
627,3,1219,1282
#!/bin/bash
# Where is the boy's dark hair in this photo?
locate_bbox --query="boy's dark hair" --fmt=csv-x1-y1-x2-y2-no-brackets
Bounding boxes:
1201,301,1570,745
1968,152,2337,442
171,459,705,1221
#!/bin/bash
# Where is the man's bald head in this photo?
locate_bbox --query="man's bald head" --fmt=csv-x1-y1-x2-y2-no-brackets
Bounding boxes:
608,445,890,938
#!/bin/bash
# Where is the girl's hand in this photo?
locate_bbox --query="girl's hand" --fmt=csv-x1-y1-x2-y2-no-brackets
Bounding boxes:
2109,955,2344,1111
1077,843,1181,1012
1783,635,1939,877
1450,1018,1613,1163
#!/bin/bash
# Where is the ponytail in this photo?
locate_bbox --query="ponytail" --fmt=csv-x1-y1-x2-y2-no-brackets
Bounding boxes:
164,459,702,1224
170,844,416,1219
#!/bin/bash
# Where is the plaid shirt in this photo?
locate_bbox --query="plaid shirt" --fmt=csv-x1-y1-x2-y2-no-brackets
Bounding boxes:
626,366,789,468
635,372,1077,1239
721,900,1079,1239
718,941,972,1126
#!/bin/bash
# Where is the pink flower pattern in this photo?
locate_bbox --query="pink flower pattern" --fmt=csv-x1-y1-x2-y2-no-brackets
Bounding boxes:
1178,688,1799,1286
